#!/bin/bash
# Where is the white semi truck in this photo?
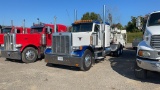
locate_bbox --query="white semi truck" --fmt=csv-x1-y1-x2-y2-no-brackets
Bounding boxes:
44,5,113,71
135,11,160,79
110,28,126,56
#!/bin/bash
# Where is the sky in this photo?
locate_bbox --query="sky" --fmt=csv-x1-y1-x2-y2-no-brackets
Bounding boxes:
0,0,159,27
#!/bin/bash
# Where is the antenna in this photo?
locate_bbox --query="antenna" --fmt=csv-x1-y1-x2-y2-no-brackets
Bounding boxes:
66,9,72,24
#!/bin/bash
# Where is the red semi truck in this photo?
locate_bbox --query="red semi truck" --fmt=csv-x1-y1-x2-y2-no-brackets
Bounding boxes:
0,26,30,46
1,23,67,63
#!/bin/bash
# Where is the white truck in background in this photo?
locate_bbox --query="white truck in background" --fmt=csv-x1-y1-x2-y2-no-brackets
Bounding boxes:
110,28,127,57
135,11,160,79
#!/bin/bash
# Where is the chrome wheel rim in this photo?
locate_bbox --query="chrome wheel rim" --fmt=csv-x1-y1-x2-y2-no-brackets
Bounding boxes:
84,54,91,67
26,50,35,60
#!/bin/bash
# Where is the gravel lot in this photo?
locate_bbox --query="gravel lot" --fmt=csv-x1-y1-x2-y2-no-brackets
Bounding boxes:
0,43,160,90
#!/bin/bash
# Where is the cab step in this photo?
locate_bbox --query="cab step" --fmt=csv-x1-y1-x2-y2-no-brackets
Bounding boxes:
95,57,104,60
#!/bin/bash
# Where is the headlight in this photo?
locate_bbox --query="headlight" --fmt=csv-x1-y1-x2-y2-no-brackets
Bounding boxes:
138,50,150,58
15,44,22,48
72,46,83,50
1,44,4,47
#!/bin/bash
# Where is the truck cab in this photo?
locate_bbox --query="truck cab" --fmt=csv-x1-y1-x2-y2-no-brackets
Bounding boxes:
45,20,111,71
135,11,160,79
0,26,30,56
1,23,67,63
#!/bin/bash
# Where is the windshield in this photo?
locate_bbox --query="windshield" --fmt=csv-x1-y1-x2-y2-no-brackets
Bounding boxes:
148,12,160,26
31,27,43,33
1,28,12,33
71,23,93,32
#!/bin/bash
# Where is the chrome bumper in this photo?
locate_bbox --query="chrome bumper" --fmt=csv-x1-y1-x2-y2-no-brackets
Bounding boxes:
1,50,21,60
136,58,160,72
45,54,82,67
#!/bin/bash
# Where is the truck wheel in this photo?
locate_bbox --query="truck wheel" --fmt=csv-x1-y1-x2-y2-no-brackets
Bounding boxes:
22,47,38,63
80,49,93,71
120,46,123,55
114,49,120,57
134,62,147,79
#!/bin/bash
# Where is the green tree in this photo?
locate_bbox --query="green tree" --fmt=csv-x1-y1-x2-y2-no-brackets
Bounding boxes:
126,16,139,32
81,12,101,21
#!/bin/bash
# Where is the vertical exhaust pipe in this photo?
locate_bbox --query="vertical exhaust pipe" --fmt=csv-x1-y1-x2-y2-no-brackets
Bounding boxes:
23,19,25,33
102,5,106,49
103,5,106,27
54,16,57,33
11,20,13,27
74,9,77,22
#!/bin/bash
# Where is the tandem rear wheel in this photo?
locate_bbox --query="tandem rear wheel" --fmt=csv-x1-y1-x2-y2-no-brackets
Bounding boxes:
22,47,38,63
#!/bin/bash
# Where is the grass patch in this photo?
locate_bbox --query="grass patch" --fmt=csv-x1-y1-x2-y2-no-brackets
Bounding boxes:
127,32,143,43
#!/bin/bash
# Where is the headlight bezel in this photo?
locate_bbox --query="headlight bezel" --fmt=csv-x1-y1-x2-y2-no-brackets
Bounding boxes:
138,50,151,58
72,46,83,51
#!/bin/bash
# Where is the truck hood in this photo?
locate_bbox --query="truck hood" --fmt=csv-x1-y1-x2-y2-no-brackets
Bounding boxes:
72,32,92,46
147,26,160,35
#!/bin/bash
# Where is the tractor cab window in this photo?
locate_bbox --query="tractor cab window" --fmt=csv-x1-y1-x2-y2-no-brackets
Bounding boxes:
72,23,93,32
1,28,12,33
31,27,43,33
148,12,160,26
45,26,52,34
94,24,100,32
17,29,21,33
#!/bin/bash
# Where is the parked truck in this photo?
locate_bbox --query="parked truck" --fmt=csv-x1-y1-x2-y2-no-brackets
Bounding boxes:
44,5,112,71
1,23,67,63
135,11,160,79
0,26,30,45
0,26,30,56
110,28,126,56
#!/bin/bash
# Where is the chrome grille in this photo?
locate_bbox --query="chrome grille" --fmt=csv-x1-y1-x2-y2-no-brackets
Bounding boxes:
52,33,71,55
151,35,160,49
4,34,16,51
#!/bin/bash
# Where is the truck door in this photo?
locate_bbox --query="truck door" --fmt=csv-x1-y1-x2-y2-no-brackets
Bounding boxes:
92,24,101,47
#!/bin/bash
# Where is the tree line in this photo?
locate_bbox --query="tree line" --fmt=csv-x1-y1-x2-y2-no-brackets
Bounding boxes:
80,12,147,32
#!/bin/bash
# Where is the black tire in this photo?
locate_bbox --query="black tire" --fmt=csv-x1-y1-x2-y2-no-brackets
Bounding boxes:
134,62,147,79
22,47,38,63
80,49,93,71
120,46,123,55
114,49,120,57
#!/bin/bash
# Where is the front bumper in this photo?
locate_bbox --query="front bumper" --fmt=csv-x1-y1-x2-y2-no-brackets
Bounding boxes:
136,57,160,72
45,54,82,67
110,44,119,51
1,50,21,60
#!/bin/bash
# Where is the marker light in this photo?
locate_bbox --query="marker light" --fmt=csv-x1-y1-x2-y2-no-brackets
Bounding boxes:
74,20,93,24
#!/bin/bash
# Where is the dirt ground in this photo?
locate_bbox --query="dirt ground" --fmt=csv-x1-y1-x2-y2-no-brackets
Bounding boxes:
0,43,160,90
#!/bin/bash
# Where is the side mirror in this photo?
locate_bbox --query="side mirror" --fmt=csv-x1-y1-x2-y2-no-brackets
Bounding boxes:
136,16,142,30
14,28,17,33
47,26,51,34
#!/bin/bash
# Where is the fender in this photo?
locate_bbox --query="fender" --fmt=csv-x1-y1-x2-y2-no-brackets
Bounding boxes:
137,40,152,51
20,44,39,53
72,46,94,57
